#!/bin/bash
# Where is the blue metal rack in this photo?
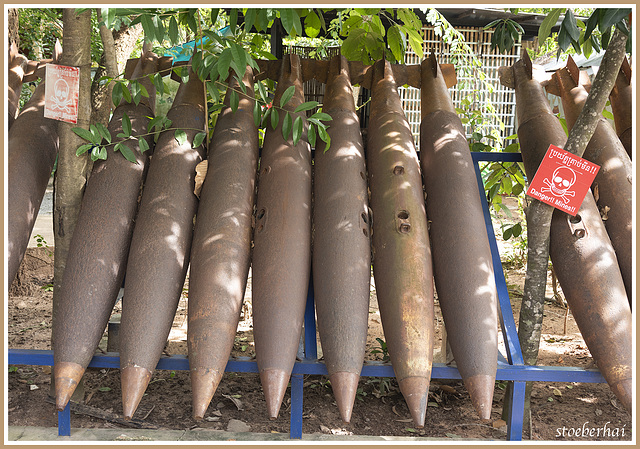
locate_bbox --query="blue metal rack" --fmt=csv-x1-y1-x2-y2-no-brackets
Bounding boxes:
8,152,605,441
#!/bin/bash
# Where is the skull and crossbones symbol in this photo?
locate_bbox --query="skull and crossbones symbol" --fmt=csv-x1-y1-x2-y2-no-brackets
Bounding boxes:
50,78,72,112
541,166,576,203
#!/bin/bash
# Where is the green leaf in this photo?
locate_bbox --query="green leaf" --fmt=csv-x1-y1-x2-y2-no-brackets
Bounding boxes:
153,73,164,97
279,85,296,109
583,10,599,41
152,14,165,43
140,14,155,42
538,9,563,44
317,124,331,151
168,16,179,45
230,8,238,31
76,143,94,156
138,137,150,153
387,25,404,62
230,89,239,112
122,112,132,137
341,28,367,61
294,101,319,113
175,129,188,146
253,101,262,127
562,10,580,42
121,83,132,103
407,28,424,59
230,43,247,75
72,127,96,143
503,226,513,240
309,112,332,122
602,108,614,120
206,80,220,103
256,8,268,32
210,8,220,26
257,81,268,103
217,48,232,81
95,123,111,143
292,115,304,145
112,81,123,107
244,8,257,33
308,123,317,148
115,142,138,164
484,19,503,30
512,222,522,238
304,10,322,38
129,80,141,105
271,108,279,130
282,112,293,140
599,8,631,32
193,131,207,148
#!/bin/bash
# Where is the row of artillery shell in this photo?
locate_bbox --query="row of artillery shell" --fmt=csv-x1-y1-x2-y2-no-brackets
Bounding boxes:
52,53,516,426
508,53,632,412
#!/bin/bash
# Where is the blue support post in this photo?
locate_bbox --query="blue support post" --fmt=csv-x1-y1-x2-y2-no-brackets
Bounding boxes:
507,381,527,441
58,402,71,436
289,374,304,439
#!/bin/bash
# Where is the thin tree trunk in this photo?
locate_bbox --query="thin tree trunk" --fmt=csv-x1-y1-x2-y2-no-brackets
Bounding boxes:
90,20,142,126
51,8,92,400
514,27,629,437
8,8,20,47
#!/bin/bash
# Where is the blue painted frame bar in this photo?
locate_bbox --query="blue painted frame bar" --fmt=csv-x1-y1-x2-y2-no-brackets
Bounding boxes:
8,152,606,441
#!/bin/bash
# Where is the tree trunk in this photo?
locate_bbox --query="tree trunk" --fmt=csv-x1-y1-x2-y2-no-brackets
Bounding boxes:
515,27,629,437
90,21,142,126
8,8,20,47
51,8,92,400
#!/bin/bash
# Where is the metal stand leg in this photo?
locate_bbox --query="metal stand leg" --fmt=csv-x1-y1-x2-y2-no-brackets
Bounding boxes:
289,374,304,439
506,381,526,441
58,402,71,436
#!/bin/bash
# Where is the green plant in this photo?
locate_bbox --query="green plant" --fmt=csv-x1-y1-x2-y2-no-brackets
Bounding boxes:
33,234,53,258
370,337,390,362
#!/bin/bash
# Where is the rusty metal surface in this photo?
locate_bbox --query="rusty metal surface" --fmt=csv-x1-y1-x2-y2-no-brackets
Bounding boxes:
53,52,158,410
251,53,312,419
549,195,632,412
312,54,370,423
7,79,59,286
187,67,259,420
609,57,632,158
8,43,28,128
511,53,632,412
366,59,434,428
549,64,632,301
419,55,498,420
118,67,207,418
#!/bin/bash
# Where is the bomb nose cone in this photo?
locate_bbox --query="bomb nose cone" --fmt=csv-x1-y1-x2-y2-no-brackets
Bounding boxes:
398,376,431,428
464,374,495,420
121,366,153,420
54,362,85,411
260,369,289,420
191,368,224,420
329,371,360,423
611,378,632,413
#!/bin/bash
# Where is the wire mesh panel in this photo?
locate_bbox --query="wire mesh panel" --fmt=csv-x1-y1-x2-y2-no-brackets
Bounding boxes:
399,26,521,146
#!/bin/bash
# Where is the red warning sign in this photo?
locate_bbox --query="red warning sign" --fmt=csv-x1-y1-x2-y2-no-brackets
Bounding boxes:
526,144,600,216
44,64,80,124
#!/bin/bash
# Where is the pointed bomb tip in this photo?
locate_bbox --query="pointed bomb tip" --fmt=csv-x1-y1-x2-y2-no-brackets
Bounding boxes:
190,368,224,420
54,362,86,411
464,374,495,421
611,378,632,413
329,371,361,423
398,376,431,428
121,366,153,420
260,369,290,420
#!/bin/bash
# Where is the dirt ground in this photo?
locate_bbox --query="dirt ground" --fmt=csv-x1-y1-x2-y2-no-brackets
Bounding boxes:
7,235,632,442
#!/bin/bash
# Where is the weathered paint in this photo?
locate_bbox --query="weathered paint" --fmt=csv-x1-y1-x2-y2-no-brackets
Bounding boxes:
251,53,312,419
366,59,434,428
312,54,371,423
188,66,259,420
420,54,498,420
119,66,207,419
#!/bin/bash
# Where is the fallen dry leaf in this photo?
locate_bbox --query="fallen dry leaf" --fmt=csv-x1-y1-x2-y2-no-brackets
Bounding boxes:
492,419,507,428
193,160,208,198
222,393,244,411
